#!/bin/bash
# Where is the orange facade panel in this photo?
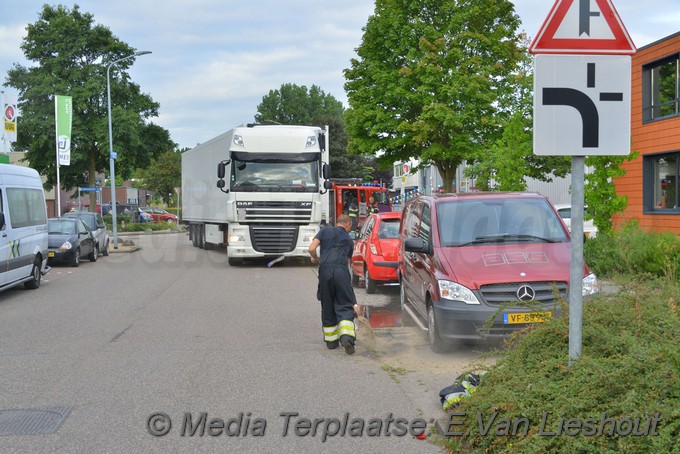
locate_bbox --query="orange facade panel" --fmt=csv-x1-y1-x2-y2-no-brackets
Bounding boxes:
613,32,680,233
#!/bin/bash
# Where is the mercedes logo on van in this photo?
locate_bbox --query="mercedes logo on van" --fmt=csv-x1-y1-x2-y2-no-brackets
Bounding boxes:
517,285,536,301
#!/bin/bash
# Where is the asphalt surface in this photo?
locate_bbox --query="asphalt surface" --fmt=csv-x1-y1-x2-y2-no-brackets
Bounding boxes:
0,232,444,453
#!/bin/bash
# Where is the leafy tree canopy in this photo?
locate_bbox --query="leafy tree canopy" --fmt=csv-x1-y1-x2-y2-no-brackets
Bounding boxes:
344,0,526,191
137,150,181,205
4,4,174,203
255,83,365,179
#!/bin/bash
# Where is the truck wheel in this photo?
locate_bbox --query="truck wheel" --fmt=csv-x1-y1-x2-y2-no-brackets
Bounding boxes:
365,267,376,294
24,257,41,290
428,301,452,353
198,225,206,249
190,225,198,247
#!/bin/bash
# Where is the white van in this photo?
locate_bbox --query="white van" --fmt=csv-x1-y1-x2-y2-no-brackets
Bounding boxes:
0,164,50,292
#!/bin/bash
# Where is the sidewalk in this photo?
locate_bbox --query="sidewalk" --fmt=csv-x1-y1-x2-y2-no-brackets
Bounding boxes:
106,228,185,253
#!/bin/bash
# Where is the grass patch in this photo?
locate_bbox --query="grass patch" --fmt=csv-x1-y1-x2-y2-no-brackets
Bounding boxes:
443,277,679,453
381,364,410,383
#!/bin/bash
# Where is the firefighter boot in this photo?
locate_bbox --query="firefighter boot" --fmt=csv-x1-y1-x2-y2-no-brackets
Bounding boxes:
340,335,355,355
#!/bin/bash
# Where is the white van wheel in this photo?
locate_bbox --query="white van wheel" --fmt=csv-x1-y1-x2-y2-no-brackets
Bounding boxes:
24,258,41,290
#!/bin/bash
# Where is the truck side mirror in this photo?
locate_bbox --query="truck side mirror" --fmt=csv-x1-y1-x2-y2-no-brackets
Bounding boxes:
0,212,4,230
217,180,225,189
323,180,333,190
319,133,326,151
217,162,226,179
322,163,331,179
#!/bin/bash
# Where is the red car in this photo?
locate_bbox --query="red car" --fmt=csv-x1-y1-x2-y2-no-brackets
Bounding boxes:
140,207,178,223
351,211,402,293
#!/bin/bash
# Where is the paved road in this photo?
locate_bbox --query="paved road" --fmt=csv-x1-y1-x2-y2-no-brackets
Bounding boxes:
0,232,447,453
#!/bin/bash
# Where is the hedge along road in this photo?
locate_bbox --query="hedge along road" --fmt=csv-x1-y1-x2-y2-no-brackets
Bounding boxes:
0,232,449,453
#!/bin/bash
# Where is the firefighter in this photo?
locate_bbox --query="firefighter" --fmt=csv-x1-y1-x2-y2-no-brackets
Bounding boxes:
308,214,357,354
347,198,359,232
368,196,379,214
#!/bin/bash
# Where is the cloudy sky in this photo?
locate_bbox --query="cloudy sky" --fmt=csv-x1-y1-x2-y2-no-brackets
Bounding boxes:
1,1,678,150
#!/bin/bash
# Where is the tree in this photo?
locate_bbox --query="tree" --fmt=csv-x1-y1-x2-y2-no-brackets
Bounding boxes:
4,5,173,209
465,38,572,191
255,83,365,178
137,150,182,205
344,0,526,192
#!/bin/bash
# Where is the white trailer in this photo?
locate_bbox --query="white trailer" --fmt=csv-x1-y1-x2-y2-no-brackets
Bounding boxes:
182,124,330,265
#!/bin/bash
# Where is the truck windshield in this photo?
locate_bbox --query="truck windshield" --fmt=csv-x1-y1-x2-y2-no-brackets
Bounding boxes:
231,160,319,193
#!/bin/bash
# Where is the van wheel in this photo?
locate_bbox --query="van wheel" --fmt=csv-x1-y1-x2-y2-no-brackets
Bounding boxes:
24,258,41,290
89,245,99,262
428,302,451,353
365,267,376,294
71,248,81,267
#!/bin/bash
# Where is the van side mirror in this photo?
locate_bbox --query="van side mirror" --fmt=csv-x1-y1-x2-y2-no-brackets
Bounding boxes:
404,237,429,253
0,212,4,230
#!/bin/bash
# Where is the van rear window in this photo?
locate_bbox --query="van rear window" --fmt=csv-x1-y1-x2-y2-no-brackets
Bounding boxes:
7,188,47,228
436,199,568,246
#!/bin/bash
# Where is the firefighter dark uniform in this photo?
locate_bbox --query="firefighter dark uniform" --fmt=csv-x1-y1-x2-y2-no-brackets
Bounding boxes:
312,225,357,353
347,201,359,232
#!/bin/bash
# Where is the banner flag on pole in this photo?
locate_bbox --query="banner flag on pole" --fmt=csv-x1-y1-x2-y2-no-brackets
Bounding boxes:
3,92,18,143
55,95,73,166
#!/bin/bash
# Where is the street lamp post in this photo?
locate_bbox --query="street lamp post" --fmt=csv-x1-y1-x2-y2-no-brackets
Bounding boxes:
107,51,151,249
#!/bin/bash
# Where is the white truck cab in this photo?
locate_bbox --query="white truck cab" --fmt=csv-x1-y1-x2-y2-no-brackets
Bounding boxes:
0,164,50,292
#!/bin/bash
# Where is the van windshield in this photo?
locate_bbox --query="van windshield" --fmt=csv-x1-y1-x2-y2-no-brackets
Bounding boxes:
436,198,569,247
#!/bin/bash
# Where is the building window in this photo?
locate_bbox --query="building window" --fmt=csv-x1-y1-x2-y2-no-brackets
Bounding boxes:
642,54,680,122
645,152,679,212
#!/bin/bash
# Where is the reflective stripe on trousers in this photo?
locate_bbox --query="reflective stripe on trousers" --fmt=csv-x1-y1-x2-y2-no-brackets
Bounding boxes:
323,325,339,342
338,319,355,339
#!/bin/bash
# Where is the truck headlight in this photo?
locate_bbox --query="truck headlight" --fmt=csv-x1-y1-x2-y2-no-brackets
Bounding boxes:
438,280,480,305
582,273,599,295
305,135,317,148
233,135,244,147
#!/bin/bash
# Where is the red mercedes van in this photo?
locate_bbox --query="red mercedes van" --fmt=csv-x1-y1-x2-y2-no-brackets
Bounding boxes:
398,192,599,352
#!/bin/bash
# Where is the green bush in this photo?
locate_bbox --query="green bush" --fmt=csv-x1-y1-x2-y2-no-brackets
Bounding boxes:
446,278,679,453
584,223,680,282
118,223,173,232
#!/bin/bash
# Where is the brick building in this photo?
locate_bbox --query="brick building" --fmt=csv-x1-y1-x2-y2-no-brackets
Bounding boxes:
613,32,680,232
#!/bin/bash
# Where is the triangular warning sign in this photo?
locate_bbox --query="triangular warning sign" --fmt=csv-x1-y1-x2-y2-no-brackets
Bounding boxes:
529,0,636,54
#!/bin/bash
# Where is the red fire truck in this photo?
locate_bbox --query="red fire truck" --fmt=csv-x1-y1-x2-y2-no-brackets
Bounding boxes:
328,179,391,228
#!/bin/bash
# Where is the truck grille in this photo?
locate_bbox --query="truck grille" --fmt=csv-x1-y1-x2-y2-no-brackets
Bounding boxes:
249,226,298,254
237,201,312,224
479,281,568,305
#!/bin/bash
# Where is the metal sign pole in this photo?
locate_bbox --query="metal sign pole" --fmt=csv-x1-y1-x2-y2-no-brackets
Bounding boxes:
569,156,585,364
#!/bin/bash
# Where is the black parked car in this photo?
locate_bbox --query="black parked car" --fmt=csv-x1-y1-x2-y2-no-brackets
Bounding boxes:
63,211,110,256
47,218,97,267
